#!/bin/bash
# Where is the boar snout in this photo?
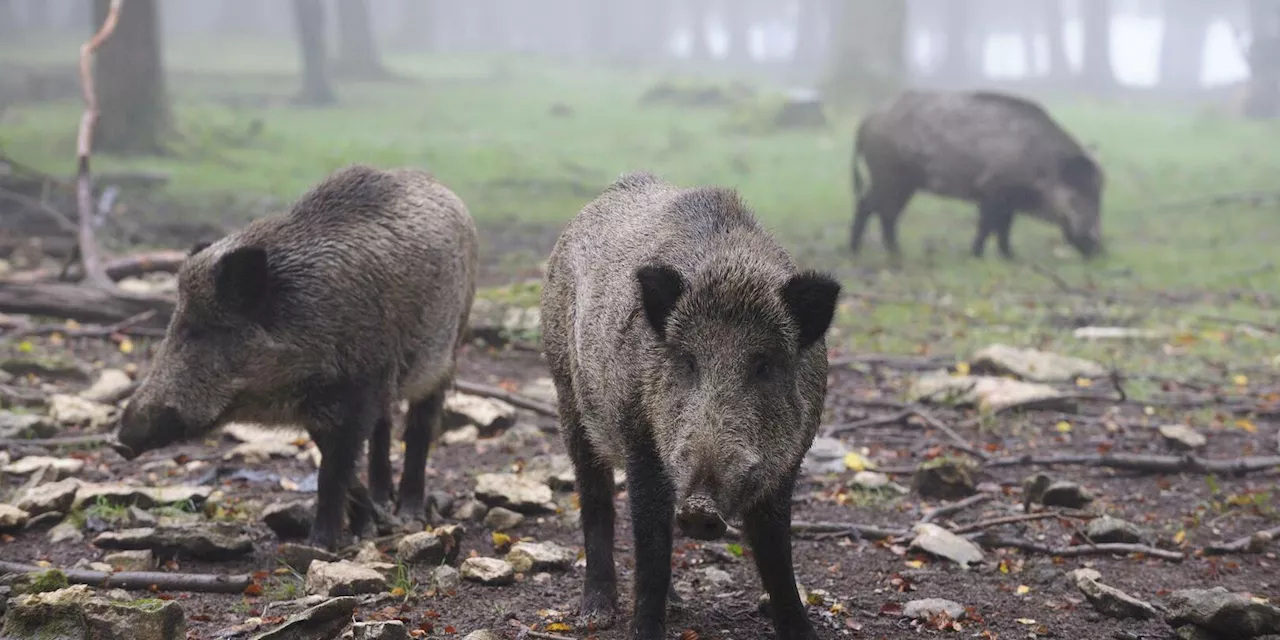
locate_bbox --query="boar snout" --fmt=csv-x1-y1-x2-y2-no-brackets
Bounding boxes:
114,403,187,459
677,493,728,540
107,438,138,461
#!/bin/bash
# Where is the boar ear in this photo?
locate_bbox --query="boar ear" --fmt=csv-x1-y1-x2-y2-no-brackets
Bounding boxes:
780,271,841,351
636,264,687,339
1060,154,1098,189
213,246,270,317
188,241,213,257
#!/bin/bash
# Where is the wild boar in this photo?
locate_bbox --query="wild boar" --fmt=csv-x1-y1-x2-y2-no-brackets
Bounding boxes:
541,172,840,639
849,89,1105,260
110,164,478,550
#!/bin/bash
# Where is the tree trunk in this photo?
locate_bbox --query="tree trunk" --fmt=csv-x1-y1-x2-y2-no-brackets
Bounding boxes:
1244,0,1280,118
395,0,433,49
333,0,388,77
793,0,829,69
292,0,336,105
1079,0,1116,90
1158,0,1211,93
938,0,976,85
26,0,49,29
215,0,260,33
1022,1,1040,77
93,0,171,155
826,0,907,103
0,0,13,35
1045,0,1071,78
688,0,714,60
723,0,754,64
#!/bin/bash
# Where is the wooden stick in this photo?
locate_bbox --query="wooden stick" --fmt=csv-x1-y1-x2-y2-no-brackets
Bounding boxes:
920,493,991,524
75,0,124,290
0,433,115,449
978,535,1185,562
453,379,557,417
950,511,1091,535
1,309,158,345
1204,525,1280,555
983,452,1280,476
0,561,253,593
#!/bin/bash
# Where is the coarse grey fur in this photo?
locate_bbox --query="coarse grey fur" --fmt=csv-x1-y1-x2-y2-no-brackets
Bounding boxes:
850,89,1106,260
541,171,839,639
112,164,478,550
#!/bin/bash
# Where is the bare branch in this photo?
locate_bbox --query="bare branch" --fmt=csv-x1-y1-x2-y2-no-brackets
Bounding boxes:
0,560,253,593
983,452,1280,477
75,0,124,289
977,534,1185,562
920,493,991,524
1204,525,1280,556
453,379,557,417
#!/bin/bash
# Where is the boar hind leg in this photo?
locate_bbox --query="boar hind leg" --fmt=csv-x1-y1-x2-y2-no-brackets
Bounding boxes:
625,433,675,639
563,407,619,629
973,200,1015,259
396,389,444,522
368,409,394,507
745,475,817,640
307,385,383,550
849,196,874,254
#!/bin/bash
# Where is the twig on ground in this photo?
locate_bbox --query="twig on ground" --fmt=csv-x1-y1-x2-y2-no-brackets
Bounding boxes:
920,493,991,524
0,560,252,593
830,354,953,371
0,384,47,408
0,433,115,450
1,309,159,345
1204,525,1280,555
788,521,907,540
74,0,123,289
0,187,78,233
910,408,988,461
983,452,1280,476
4,250,189,285
827,409,913,433
978,535,1185,562
827,405,986,461
454,379,557,417
1197,314,1280,334
1029,263,1088,296
507,619,576,640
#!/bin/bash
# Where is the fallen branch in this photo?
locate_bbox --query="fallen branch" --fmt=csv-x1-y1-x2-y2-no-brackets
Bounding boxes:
920,493,991,524
74,0,124,289
0,281,173,327
983,452,1280,476
507,619,575,640
1,309,159,344
1204,525,1280,555
977,534,1185,561
0,560,252,593
0,433,116,450
788,521,907,540
0,186,77,234
0,384,47,408
5,250,189,285
454,379,556,417
950,510,1093,535
826,406,987,461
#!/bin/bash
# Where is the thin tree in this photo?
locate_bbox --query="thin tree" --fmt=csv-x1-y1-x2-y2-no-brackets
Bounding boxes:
396,0,434,50
1045,0,1071,79
216,0,261,34
1078,0,1117,91
825,0,907,103
293,0,336,105
92,0,171,155
1244,0,1280,118
333,0,390,78
1158,0,1212,93
793,0,829,70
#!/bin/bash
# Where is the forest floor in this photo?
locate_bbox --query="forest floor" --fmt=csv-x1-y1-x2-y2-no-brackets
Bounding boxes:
1,35,1280,640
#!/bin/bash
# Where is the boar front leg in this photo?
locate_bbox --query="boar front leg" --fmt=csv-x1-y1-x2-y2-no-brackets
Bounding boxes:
368,408,394,507
396,389,444,522
564,407,618,630
744,475,817,640
307,383,382,550
625,433,675,640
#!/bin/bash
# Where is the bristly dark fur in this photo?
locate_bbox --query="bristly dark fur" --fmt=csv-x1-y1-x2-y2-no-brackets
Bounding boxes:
541,171,839,639
114,164,478,550
850,89,1105,261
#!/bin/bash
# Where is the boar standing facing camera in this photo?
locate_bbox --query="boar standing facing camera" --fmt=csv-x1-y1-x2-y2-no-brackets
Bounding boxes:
541,172,840,639
850,89,1105,260
111,165,478,551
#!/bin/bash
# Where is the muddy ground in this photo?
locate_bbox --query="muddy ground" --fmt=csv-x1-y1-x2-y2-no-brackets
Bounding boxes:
2,323,1279,640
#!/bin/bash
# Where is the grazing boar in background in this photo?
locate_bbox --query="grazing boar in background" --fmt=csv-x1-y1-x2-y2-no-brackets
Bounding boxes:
110,165,478,551
541,172,840,639
849,89,1106,260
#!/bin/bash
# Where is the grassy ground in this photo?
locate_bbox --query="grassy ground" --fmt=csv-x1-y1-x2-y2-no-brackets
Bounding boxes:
2,35,1279,389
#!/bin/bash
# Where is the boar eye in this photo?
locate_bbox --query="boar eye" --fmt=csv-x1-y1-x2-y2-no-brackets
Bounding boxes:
676,353,698,381
750,355,775,382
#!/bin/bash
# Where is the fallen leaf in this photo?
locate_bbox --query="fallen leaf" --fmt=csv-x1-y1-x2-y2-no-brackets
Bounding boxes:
1055,421,1072,433
904,559,925,569
955,361,970,375
726,543,744,557
1016,585,1031,595
390,586,406,597
1174,529,1187,545
844,451,874,471
1234,375,1249,386
119,338,134,354
546,622,573,632
243,583,263,596
1016,618,1037,624
1235,419,1258,433
492,532,512,549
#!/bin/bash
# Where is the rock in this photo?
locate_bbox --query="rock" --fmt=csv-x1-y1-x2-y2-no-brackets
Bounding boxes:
353,541,388,565
699,567,735,588
522,453,574,490
250,596,357,640
304,560,388,597
103,550,154,571
397,526,463,565
1174,626,1222,640
484,506,525,531
467,298,541,350
969,344,1106,383
223,422,309,446
88,562,114,572
903,598,966,621
262,499,315,539
278,543,339,572
14,478,79,515
1,585,95,639
350,620,410,640
911,457,978,500
92,523,253,560
0,504,31,531
225,440,300,463
443,393,517,435
474,473,556,514
0,411,58,439
505,541,577,573
49,394,116,428
4,455,85,478
1159,424,1207,451
909,371,1073,413
461,557,515,586
441,424,479,446
462,631,502,640
72,482,212,510
452,498,489,522
2,356,91,382
802,436,849,475
1166,587,1280,638
82,598,186,640
1071,570,1158,620
1085,516,1147,544
80,369,134,403
498,423,545,447
49,520,84,543
909,523,984,567
428,491,455,517
520,377,557,404
1022,473,1053,510
1073,327,1166,341
431,565,461,592
1040,481,1094,509
850,471,894,490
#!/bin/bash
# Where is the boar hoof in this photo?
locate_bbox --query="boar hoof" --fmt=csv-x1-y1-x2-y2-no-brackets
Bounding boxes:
578,593,618,631
108,440,138,461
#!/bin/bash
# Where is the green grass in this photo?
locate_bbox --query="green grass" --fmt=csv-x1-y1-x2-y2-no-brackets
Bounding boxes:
2,35,1278,384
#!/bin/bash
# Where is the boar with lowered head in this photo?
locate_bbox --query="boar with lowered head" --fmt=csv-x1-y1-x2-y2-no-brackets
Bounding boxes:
849,89,1105,260
110,165,478,550
541,172,840,639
